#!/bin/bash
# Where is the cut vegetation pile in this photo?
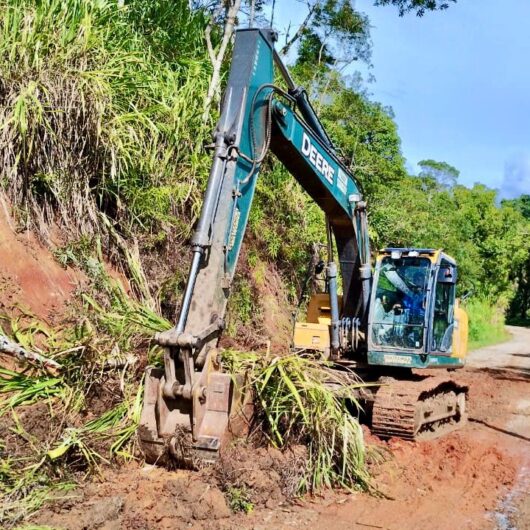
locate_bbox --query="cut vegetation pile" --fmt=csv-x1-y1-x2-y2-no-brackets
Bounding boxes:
0,278,172,527
0,294,370,527
223,351,369,493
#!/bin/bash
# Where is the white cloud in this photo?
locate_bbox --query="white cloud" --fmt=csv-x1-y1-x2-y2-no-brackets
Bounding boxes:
501,151,530,199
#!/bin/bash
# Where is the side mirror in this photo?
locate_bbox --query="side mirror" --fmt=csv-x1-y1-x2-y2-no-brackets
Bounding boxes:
437,265,457,284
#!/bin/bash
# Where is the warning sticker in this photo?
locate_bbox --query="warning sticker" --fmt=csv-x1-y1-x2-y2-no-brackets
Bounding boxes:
337,168,348,195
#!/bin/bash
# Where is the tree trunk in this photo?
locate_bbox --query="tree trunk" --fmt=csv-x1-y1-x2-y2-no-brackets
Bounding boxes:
202,0,242,124
249,0,255,27
280,2,316,56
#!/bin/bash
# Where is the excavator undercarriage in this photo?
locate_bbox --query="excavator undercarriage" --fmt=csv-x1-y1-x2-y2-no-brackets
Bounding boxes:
371,376,468,440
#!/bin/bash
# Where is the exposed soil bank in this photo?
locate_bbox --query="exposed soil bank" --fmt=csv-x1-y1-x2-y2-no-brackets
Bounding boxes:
0,196,84,324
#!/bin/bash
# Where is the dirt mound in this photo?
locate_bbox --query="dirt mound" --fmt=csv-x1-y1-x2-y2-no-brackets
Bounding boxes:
380,433,515,507
32,464,229,530
215,444,307,506
31,444,304,530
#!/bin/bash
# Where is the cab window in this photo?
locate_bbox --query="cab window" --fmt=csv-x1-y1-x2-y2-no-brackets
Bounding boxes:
371,256,430,350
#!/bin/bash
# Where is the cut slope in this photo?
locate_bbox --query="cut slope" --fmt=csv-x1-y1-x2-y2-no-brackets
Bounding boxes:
0,196,84,324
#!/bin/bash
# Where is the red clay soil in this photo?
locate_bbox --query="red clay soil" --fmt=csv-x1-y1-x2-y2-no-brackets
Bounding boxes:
31,356,529,530
0,197,84,324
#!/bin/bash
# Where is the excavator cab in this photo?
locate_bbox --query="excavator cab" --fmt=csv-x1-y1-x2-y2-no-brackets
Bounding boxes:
293,247,468,368
367,248,468,369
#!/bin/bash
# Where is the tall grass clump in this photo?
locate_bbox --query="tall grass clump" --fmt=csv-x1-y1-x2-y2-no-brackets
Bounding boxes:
465,296,510,350
0,0,214,239
223,351,369,493
0,271,172,527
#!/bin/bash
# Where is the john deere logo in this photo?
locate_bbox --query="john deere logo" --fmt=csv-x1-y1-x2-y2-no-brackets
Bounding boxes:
301,132,334,185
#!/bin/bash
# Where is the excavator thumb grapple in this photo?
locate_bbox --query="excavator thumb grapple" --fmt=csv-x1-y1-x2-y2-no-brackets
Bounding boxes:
139,348,250,465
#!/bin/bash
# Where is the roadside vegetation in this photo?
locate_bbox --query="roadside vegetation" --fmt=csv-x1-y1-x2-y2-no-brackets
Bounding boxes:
0,0,527,527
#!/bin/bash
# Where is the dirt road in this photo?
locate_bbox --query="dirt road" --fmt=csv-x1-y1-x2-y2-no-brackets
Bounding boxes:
231,327,530,530
33,328,530,530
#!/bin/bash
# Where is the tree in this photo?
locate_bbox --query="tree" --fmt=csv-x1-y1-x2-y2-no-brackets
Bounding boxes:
418,159,459,189
502,195,530,320
319,84,407,199
202,0,242,122
282,0,371,67
373,0,457,16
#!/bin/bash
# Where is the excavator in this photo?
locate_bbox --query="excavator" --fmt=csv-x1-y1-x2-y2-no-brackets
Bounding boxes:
138,28,469,465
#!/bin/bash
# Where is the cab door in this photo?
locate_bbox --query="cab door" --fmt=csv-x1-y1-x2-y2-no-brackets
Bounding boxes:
428,259,457,355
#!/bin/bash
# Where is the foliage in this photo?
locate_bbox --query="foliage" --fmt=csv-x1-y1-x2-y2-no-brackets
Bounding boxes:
0,270,170,527
0,0,213,240
226,486,254,514
0,369,64,412
374,0,457,16
502,195,530,323
296,1,372,66
223,351,369,492
464,297,510,350
367,178,530,302
418,159,460,189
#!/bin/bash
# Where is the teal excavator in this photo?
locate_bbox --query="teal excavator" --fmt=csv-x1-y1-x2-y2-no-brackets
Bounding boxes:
138,29,469,465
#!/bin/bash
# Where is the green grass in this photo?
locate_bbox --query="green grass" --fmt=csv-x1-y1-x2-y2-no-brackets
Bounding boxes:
465,297,511,351
0,369,64,412
226,486,254,514
0,0,214,241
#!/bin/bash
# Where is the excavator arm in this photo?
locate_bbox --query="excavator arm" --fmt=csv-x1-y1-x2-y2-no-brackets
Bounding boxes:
138,28,370,464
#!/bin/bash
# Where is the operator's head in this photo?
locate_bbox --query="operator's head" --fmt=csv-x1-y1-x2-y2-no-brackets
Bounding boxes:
381,294,392,311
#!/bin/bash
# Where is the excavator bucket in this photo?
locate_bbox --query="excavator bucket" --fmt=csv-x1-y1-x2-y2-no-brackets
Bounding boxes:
138,349,252,466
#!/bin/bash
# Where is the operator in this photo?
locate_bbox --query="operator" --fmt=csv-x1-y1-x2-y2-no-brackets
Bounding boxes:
402,270,426,324
373,294,401,343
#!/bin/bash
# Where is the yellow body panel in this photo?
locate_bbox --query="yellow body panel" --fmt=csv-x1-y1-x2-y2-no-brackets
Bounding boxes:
293,322,330,352
293,293,341,352
451,300,468,359
305,293,343,324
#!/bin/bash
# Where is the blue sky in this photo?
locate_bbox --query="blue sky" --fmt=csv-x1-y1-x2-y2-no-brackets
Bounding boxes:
274,0,530,198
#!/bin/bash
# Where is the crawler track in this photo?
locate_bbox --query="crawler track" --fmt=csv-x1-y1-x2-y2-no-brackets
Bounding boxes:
372,376,468,440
